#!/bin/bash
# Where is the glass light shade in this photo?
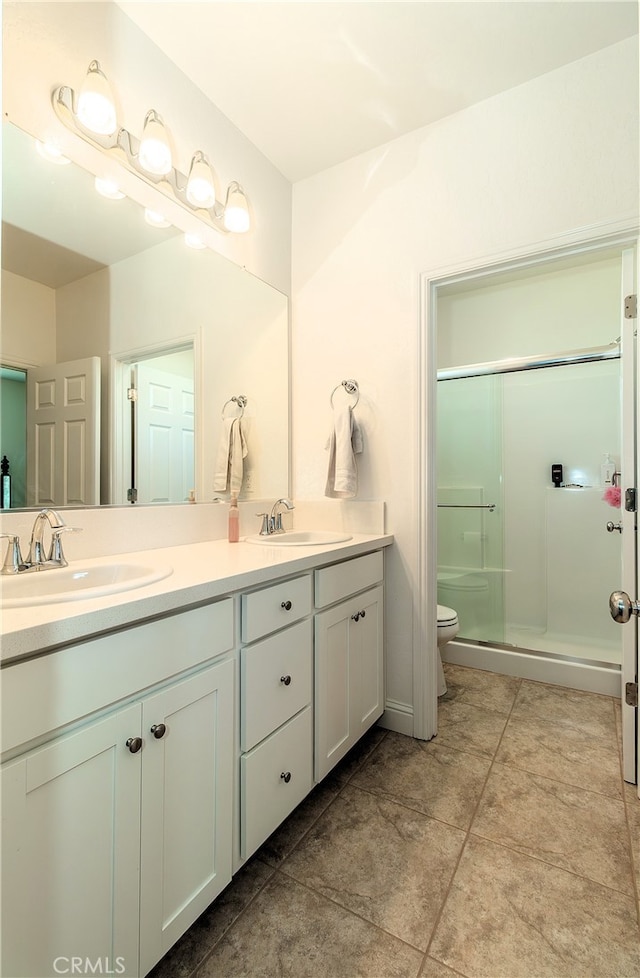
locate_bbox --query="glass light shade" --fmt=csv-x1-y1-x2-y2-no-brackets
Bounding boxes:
35,140,71,165
95,177,125,200
186,151,216,208
184,232,206,249
144,208,171,228
138,110,172,176
76,61,117,136
223,183,250,233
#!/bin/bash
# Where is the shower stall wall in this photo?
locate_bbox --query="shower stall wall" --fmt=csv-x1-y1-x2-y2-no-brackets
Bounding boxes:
437,355,622,669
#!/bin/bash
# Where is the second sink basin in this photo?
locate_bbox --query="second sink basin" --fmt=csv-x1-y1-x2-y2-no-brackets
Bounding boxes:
246,530,352,546
1,562,173,608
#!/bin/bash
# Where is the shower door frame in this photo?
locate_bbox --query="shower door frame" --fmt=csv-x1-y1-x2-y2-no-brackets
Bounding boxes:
415,222,639,785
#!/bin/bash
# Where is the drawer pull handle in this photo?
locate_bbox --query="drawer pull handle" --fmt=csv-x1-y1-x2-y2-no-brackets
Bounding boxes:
126,737,142,754
280,675,292,686
150,723,166,739
281,600,292,611
280,771,292,783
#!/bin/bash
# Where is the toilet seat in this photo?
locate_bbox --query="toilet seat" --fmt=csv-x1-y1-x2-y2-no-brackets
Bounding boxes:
437,604,458,626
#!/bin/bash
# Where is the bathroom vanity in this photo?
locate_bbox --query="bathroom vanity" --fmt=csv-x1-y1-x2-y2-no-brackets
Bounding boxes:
0,532,392,978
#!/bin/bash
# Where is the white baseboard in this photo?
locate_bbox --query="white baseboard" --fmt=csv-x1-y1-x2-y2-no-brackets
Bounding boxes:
379,699,414,736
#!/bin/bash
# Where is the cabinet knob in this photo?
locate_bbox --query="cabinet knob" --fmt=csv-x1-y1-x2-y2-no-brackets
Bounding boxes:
126,737,142,754
150,723,166,739
351,612,360,622
281,600,292,611
280,771,292,783
360,609,366,619
280,675,292,686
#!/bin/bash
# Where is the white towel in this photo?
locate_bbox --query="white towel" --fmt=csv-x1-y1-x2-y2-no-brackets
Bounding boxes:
213,417,248,494
325,404,363,498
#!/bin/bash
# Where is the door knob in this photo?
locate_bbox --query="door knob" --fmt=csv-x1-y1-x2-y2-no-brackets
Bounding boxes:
609,591,640,623
606,521,623,533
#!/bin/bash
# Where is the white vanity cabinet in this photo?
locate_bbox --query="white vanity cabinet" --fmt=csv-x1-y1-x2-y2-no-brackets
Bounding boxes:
239,575,314,859
1,601,235,978
314,552,385,781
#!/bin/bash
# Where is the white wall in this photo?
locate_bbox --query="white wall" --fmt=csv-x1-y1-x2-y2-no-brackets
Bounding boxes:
291,39,639,717
1,270,57,366
3,1,291,295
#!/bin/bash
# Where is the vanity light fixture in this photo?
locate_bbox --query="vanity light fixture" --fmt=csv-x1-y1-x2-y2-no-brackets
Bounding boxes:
94,176,125,200
144,208,172,229
36,140,71,165
184,232,206,249
138,109,172,176
76,60,117,136
52,61,251,234
223,182,251,233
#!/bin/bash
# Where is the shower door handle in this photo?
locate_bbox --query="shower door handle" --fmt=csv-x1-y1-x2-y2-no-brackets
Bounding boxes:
609,591,640,623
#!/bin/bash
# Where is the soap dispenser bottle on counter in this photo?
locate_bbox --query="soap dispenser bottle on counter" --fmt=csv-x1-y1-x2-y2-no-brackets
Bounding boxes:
228,494,240,543
601,454,616,487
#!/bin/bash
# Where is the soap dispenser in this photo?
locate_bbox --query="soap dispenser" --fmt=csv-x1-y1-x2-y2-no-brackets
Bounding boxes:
601,454,616,487
228,494,240,543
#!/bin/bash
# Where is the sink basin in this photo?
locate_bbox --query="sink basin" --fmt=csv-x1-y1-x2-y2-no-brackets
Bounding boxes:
1,562,173,608
246,530,352,547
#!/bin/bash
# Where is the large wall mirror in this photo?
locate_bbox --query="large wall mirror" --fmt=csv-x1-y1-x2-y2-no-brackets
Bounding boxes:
1,121,289,510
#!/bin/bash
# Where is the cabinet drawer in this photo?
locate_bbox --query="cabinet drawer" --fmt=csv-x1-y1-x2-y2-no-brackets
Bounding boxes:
240,706,313,859
241,575,312,643
241,619,312,752
315,551,384,608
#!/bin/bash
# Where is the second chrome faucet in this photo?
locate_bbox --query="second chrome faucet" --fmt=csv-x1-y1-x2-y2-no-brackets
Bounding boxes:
256,497,295,536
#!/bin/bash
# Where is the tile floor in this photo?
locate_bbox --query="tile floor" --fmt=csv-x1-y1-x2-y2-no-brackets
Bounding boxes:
150,664,640,978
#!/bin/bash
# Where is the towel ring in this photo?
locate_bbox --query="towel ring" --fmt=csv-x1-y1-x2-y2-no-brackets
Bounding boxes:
222,394,247,419
330,379,360,409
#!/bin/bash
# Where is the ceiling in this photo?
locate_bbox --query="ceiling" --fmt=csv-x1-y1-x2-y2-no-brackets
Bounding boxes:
116,1,638,183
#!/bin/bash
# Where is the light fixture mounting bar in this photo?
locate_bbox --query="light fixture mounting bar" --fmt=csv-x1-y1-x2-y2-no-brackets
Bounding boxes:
52,84,231,234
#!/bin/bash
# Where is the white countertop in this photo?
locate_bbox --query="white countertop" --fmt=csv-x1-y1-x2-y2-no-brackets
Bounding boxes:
1,533,393,665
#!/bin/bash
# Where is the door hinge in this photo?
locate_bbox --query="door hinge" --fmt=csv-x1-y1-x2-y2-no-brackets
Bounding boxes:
625,682,638,708
127,488,138,503
127,387,138,402
624,294,637,319
625,487,637,513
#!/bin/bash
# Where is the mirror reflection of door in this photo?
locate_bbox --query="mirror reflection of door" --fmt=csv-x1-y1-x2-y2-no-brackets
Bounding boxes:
125,348,195,504
0,365,27,508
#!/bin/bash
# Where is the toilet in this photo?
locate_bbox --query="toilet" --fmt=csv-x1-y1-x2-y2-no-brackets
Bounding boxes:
436,604,459,697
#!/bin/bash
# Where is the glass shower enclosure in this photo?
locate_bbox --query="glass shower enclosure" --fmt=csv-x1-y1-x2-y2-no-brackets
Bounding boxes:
436,354,623,667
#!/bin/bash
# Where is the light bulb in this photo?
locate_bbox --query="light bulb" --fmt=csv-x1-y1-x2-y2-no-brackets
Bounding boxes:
76,61,117,136
138,110,172,176
223,183,250,233
144,209,171,228
186,151,216,209
95,177,125,200
35,140,71,165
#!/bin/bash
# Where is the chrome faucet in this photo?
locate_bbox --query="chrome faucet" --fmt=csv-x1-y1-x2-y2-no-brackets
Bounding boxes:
256,497,295,535
1,509,81,575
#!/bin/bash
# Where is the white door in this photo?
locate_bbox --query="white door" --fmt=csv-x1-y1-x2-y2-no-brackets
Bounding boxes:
138,659,234,977
612,249,638,788
26,356,100,506
134,361,194,503
1,704,142,978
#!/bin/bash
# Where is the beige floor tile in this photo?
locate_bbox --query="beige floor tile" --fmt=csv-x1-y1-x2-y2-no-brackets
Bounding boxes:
435,699,508,758
624,781,640,900
430,835,640,978
259,774,343,867
442,664,521,714
420,957,467,978
351,731,491,830
496,711,622,797
331,724,389,784
148,856,274,978
471,762,633,893
513,680,617,736
282,784,465,950
196,873,424,978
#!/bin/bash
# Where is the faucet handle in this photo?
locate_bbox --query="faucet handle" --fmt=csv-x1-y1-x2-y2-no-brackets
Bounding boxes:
0,534,26,574
49,525,82,565
255,513,271,536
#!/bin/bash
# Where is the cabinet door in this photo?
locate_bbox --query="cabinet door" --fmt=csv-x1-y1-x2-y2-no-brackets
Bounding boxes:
1,704,142,978
139,658,234,976
314,586,384,781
